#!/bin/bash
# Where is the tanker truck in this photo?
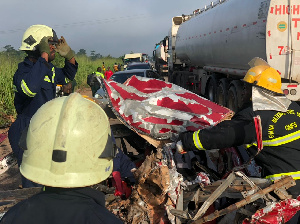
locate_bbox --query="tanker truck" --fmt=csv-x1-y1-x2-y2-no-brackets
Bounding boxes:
165,0,300,112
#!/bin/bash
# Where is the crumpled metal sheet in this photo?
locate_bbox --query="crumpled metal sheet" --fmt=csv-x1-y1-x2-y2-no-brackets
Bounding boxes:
106,148,183,224
103,76,233,140
243,197,300,224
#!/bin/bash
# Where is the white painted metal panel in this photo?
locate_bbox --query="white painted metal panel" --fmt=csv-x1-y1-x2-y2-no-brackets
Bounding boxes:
266,0,300,82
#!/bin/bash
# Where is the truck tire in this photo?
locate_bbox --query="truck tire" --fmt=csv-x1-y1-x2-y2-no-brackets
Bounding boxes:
207,77,218,103
180,72,188,90
228,86,238,112
173,72,180,86
217,79,229,107
182,71,192,91
228,81,244,112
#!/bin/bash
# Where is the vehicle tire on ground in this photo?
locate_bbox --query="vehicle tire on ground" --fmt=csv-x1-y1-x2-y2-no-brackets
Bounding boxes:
174,72,181,86
206,76,218,103
217,79,229,107
228,85,238,112
181,71,191,90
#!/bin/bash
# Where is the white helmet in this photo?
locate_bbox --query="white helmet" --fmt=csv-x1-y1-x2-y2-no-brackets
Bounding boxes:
20,93,115,188
19,24,58,51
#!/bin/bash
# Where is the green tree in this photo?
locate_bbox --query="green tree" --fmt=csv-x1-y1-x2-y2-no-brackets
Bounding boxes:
90,50,95,57
95,53,102,59
4,45,16,52
119,54,125,60
77,49,86,56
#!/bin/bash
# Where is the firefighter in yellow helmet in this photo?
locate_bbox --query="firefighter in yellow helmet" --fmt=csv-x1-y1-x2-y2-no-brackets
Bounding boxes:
1,93,123,224
178,57,300,224
8,25,78,188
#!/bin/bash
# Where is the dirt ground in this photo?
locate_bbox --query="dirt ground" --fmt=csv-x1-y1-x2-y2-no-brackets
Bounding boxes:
0,88,94,191
0,127,21,191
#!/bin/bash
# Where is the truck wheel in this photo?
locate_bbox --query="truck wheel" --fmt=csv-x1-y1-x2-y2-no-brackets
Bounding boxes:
228,86,238,112
181,71,191,91
174,72,181,86
217,79,229,107
207,77,217,103
180,72,188,90
172,72,180,85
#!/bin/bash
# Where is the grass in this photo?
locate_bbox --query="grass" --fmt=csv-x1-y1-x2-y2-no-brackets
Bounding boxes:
0,52,123,127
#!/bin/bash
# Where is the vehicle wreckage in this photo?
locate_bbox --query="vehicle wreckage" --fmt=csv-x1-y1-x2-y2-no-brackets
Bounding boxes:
1,76,299,223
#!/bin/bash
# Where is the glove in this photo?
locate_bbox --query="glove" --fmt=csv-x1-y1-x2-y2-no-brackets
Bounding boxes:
176,131,197,153
39,36,52,55
55,36,75,60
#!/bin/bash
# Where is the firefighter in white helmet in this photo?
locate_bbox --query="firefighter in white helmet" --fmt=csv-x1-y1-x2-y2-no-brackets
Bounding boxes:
1,93,123,224
8,24,78,188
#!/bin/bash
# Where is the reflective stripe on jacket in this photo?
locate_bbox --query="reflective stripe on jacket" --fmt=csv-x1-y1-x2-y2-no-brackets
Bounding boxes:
193,130,205,150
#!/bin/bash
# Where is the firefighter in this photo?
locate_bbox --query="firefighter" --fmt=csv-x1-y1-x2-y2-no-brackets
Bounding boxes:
1,93,122,224
8,24,78,188
178,57,300,223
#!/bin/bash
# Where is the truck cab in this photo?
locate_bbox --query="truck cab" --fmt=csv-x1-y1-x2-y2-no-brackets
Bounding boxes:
124,53,148,69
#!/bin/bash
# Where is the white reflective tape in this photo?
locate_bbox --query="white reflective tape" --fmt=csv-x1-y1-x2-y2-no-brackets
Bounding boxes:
21,80,36,97
193,130,205,150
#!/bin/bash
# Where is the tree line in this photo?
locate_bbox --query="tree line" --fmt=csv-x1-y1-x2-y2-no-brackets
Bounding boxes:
2,45,125,61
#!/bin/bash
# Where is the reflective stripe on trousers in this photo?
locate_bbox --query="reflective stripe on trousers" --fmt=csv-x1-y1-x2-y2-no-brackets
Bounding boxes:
265,171,300,181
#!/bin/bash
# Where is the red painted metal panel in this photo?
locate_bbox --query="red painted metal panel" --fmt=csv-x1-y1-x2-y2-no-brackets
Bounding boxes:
103,76,233,140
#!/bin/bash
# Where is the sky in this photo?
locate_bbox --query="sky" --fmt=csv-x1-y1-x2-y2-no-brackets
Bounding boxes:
0,0,211,58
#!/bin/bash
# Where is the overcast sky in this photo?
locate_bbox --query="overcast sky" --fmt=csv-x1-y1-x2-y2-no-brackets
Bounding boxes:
0,0,212,58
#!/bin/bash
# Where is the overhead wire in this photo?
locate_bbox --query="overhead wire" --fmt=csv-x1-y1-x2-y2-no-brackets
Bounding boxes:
0,14,148,35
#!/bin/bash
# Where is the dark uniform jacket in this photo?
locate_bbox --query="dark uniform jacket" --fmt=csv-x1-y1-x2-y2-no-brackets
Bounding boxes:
182,101,300,196
13,57,78,117
8,57,78,187
0,187,123,224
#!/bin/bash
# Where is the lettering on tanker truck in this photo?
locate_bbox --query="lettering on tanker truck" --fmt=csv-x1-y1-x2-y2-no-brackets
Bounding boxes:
270,5,300,15
266,0,300,83
278,46,291,55
292,18,300,40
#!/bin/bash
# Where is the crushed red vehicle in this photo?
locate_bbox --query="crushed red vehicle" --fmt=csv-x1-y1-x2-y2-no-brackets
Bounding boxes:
99,76,300,224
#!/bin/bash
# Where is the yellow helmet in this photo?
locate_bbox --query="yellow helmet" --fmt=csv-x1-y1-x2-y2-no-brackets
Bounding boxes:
19,24,58,51
20,93,115,188
243,57,283,94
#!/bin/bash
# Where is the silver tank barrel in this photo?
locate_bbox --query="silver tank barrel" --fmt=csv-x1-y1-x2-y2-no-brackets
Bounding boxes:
175,0,270,73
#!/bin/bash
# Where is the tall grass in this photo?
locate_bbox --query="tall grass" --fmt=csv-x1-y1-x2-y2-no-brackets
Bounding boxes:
0,52,22,127
0,52,123,127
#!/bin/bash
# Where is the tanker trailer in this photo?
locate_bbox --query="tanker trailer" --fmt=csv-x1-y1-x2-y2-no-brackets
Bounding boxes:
167,0,300,112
